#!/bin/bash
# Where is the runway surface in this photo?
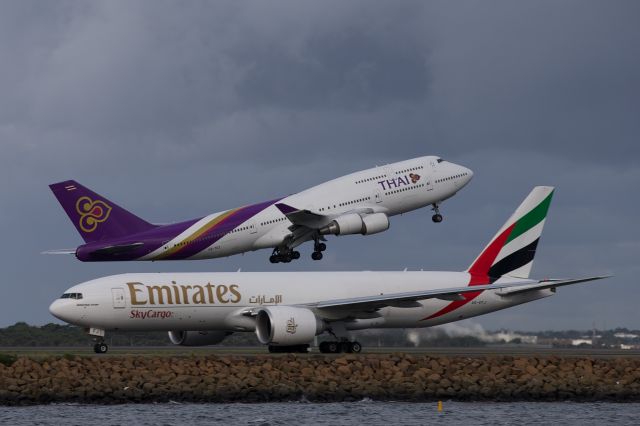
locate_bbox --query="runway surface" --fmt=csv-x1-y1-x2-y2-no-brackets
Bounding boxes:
2,345,639,358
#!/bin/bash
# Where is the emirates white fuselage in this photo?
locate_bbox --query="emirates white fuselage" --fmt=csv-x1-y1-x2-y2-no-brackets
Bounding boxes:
50,271,551,332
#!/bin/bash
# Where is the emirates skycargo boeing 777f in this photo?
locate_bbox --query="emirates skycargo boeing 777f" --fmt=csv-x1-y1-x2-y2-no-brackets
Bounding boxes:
48,156,472,263
50,186,608,354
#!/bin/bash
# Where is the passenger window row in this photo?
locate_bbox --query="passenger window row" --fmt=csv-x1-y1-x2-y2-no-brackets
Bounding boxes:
395,166,423,174
435,172,470,184
355,175,386,184
385,183,425,196
261,217,287,226
339,196,371,207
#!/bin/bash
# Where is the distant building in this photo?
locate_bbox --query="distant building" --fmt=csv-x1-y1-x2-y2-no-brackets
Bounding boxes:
614,332,639,339
571,339,593,346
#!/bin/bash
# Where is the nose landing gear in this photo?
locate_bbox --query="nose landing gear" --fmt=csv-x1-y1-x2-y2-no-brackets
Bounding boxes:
89,328,108,354
431,203,443,223
93,342,108,354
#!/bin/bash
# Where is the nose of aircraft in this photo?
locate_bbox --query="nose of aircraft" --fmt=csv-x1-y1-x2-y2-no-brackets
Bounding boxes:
49,299,70,322
462,167,474,185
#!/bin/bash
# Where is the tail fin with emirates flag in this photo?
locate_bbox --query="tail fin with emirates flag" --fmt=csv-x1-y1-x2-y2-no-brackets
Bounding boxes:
467,186,554,282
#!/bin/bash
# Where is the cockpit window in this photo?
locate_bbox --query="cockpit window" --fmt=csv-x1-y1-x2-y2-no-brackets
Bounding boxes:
436,158,444,163
61,293,83,300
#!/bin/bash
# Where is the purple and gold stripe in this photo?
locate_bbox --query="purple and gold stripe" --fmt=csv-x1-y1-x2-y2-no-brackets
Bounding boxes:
152,198,282,260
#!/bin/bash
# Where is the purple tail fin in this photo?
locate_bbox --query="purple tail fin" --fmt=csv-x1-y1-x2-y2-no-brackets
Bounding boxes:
49,180,156,243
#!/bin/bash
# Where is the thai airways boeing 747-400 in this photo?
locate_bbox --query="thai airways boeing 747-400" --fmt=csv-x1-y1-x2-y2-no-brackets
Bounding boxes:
48,156,472,263
49,186,608,353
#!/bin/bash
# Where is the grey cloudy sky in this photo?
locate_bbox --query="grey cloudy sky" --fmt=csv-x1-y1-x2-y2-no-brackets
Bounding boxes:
0,1,638,331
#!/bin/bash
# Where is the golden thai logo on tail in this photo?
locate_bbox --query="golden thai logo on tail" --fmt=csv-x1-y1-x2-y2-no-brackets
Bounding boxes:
76,196,112,233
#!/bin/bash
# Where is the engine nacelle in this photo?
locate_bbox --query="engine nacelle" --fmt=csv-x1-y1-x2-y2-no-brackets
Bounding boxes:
255,306,324,346
319,213,363,236
361,213,389,235
168,330,230,346
320,213,390,236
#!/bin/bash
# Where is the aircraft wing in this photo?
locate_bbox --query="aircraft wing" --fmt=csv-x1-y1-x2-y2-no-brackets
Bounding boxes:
276,203,376,228
275,203,330,228
308,276,609,313
309,282,531,312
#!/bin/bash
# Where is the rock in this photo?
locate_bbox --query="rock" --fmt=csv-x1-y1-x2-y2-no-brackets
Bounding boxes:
0,354,638,404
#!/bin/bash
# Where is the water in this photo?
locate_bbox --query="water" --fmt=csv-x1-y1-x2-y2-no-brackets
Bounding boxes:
1,401,639,425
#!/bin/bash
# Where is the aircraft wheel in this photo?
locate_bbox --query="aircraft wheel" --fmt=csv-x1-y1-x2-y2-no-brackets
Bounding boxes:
291,251,300,260
318,243,327,252
350,341,362,353
327,341,340,353
432,214,443,223
311,251,323,261
269,255,279,264
94,343,108,354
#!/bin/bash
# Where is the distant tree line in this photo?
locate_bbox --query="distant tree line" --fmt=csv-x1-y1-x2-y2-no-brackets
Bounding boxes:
0,322,488,347
1,322,636,348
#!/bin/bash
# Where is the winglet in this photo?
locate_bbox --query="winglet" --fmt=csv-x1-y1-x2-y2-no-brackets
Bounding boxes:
275,203,299,215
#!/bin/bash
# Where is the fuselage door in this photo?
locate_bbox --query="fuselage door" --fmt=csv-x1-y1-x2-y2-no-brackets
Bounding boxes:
425,161,434,191
111,288,126,309
425,173,433,191
249,220,258,234
374,189,383,203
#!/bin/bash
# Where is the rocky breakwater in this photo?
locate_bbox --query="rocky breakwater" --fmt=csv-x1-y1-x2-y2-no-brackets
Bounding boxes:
0,354,639,404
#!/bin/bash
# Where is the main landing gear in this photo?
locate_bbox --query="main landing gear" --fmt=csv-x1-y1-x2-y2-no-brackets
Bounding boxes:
269,236,328,263
431,203,443,223
319,340,362,354
319,327,362,353
269,248,301,264
266,342,362,353
311,240,326,261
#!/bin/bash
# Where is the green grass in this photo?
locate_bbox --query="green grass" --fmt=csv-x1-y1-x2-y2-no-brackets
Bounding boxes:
0,353,18,366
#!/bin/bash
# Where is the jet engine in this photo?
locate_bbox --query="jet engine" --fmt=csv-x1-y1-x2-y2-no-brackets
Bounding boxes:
255,306,325,346
320,213,389,236
361,213,390,235
168,330,231,346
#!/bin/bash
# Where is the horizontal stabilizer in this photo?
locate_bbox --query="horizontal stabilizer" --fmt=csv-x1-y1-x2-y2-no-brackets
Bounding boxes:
497,275,611,296
42,249,76,255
